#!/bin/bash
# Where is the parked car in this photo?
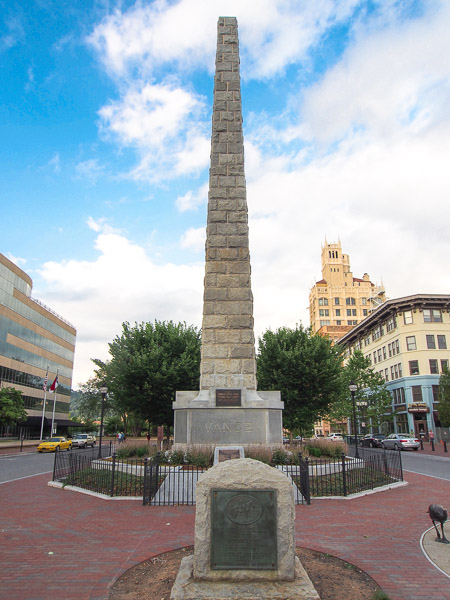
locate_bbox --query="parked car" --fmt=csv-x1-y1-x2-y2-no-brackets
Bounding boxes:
71,433,96,448
360,433,385,448
327,433,344,441
381,433,420,451
37,437,72,452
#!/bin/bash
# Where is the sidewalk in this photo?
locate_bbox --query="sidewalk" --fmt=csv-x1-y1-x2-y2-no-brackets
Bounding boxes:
1,469,449,600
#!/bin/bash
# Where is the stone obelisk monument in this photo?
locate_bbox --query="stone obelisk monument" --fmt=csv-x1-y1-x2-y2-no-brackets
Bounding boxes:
173,17,283,447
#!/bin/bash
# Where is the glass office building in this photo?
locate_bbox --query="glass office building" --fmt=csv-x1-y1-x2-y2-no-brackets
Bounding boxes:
0,253,77,437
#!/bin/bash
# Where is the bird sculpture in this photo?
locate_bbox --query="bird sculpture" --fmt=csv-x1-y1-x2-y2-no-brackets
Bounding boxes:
427,504,449,543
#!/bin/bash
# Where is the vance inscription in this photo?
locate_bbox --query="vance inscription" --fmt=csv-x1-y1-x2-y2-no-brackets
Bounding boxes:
211,489,277,570
216,389,242,407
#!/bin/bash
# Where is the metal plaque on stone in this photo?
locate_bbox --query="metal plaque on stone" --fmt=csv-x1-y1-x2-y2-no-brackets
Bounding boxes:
211,489,277,570
216,389,242,407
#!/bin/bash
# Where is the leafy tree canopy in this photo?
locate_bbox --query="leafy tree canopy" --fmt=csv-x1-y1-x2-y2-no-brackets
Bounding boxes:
438,367,450,427
93,320,201,430
328,350,392,432
0,387,27,427
256,325,345,434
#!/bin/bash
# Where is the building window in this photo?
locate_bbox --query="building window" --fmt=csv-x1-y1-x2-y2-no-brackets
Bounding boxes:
441,359,449,372
347,309,351,316
373,351,377,364
426,335,436,349
386,316,396,331
423,309,442,322
429,359,439,374
319,309,329,316
320,320,330,326
388,343,392,357
390,366,395,379
409,360,420,375
397,413,409,434
352,309,357,316
404,310,413,325
385,368,389,381
412,385,423,402
437,335,447,350
395,339,400,354
361,298,367,305
336,320,341,325
346,297,356,305
382,346,386,360
335,309,341,316
363,309,368,316
377,349,382,362
406,336,416,351
334,297,340,305
319,298,329,306
348,320,357,325
432,385,440,402
394,364,399,378
398,363,403,377
364,336,370,346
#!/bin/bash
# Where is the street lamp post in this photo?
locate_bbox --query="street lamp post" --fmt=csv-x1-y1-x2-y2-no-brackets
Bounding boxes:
349,382,359,459
98,386,107,458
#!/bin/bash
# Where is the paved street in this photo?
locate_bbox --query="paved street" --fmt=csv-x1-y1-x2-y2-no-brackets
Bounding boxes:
1,465,449,600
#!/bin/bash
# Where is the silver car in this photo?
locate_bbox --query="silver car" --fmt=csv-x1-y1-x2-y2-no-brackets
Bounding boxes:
381,433,420,451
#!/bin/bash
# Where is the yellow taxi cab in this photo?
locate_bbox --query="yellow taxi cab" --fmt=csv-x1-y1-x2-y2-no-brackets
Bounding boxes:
37,437,72,452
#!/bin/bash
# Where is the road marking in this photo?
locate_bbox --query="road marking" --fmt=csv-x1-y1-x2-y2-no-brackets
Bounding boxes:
0,471,52,485
403,468,450,481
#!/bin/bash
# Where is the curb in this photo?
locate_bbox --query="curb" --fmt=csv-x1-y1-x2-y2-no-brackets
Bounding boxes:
47,480,143,501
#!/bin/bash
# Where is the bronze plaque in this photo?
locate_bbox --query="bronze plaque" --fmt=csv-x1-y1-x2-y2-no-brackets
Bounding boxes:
216,389,241,407
211,489,277,570
218,449,240,462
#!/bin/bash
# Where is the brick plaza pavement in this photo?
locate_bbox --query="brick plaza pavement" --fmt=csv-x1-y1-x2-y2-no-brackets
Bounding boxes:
0,470,449,600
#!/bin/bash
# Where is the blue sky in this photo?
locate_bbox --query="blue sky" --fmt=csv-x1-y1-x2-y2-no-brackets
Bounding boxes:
2,0,450,387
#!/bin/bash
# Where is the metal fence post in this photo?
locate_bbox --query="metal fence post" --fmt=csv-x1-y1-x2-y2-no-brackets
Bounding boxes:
110,453,116,497
52,447,59,481
431,440,435,451
341,453,347,497
142,457,149,506
444,440,448,453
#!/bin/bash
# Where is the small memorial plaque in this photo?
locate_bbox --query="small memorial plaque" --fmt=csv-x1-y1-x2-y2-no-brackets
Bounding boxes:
218,449,240,462
216,389,241,407
211,489,277,570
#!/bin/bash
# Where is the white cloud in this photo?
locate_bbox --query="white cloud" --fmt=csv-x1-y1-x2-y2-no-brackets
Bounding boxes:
47,153,61,174
180,226,205,252
176,182,208,212
36,229,204,387
75,158,105,183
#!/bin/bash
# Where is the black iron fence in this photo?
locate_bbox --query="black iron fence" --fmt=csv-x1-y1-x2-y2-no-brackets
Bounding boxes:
53,446,403,504
281,448,403,504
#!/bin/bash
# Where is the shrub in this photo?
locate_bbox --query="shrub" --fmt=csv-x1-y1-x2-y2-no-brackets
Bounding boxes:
184,445,214,467
245,445,273,464
271,448,290,465
169,449,185,465
116,444,138,459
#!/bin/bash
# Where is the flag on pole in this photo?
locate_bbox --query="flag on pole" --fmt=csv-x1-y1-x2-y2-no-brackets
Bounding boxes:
43,367,49,392
50,374,59,392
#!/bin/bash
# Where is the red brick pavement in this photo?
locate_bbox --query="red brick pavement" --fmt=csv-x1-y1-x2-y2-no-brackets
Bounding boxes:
1,471,449,600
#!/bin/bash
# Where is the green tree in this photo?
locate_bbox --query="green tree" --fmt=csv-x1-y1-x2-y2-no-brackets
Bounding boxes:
256,326,345,434
0,387,27,427
70,378,104,422
93,320,201,432
438,368,450,426
328,350,392,432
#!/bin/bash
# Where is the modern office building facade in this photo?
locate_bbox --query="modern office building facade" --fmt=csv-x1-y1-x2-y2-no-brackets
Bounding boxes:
338,294,450,439
0,253,76,437
309,241,386,333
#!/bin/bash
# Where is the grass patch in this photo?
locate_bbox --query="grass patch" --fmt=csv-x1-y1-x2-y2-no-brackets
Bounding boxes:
294,466,397,497
62,467,146,497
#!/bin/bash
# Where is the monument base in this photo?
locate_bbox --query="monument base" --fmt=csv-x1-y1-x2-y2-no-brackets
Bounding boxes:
170,554,319,600
173,388,283,446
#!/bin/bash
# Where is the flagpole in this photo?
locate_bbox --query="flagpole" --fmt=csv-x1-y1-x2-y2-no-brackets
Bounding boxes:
40,366,49,440
50,370,59,436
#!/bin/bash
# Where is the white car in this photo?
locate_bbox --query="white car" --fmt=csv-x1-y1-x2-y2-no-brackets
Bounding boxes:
71,433,96,448
327,433,344,441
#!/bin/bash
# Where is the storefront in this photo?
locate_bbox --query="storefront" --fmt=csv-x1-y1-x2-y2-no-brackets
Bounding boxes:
408,403,430,440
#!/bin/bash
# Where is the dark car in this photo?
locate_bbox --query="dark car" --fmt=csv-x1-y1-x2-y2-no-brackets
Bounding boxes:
360,433,385,448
